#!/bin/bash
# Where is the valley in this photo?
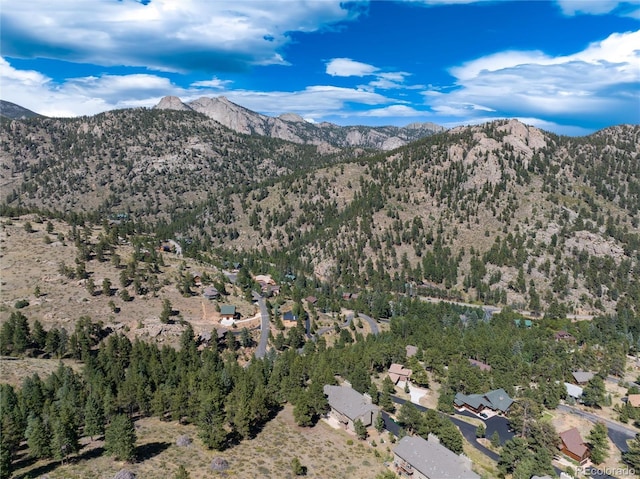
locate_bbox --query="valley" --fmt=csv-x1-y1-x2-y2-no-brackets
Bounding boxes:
1,100,639,479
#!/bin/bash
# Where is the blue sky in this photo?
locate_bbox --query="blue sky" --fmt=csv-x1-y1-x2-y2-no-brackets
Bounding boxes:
1,0,638,135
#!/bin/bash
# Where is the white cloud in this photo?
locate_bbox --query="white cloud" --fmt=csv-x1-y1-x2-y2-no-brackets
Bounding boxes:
0,57,395,120
191,77,233,89
555,0,640,17
356,104,425,117
426,30,640,126
326,58,378,77
1,0,365,72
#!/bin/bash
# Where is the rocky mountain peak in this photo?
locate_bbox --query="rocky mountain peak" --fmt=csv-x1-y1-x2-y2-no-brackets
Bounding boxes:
154,96,192,111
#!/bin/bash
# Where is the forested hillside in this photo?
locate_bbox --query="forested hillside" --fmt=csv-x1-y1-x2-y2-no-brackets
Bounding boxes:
1,112,639,317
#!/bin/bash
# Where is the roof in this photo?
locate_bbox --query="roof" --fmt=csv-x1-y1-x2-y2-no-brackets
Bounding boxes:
405,345,418,358
555,330,575,340
389,364,412,384
564,382,583,399
220,305,236,315
323,384,379,422
305,296,318,304
394,435,480,479
203,286,219,298
560,427,589,458
283,311,298,321
628,394,640,407
468,358,491,372
454,388,513,413
572,371,595,384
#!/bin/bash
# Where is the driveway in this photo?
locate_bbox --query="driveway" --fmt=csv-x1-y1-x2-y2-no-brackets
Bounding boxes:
254,294,270,359
455,409,513,446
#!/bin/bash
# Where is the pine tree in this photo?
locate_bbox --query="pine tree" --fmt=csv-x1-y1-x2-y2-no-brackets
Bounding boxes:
105,414,136,461
84,394,105,440
174,465,190,479
587,422,609,464
25,414,52,459
354,418,368,440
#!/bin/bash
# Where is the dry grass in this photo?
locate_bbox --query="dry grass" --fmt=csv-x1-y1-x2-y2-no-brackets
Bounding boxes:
12,405,388,479
0,216,258,350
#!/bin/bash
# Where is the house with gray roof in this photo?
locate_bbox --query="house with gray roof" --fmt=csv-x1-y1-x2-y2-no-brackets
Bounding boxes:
564,382,583,400
393,434,480,479
324,383,380,432
571,371,595,385
454,388,513,415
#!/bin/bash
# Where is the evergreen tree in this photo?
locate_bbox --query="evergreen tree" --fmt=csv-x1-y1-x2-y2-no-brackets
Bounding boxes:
582,376,606,407
84,394,105,440
105,414,137,461
354,418,367,440
375,414,385,433
291,456,306,476
587,422,609,464
25,414,52,459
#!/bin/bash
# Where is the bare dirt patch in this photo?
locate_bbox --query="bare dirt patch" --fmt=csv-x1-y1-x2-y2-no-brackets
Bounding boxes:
12,405,389,479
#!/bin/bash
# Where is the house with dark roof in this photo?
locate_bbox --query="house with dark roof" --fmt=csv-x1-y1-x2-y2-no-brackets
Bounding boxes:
324,383,380,433
282,311,298,322
559,427,589,464
454,388,513,415
305,296,318,305
468,358,491,372
388,364,412,385
393,434,480,479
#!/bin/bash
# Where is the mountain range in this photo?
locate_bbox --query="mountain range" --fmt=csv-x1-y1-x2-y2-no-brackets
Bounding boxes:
154,95,446,150
1,99,638,318
0,100,42,120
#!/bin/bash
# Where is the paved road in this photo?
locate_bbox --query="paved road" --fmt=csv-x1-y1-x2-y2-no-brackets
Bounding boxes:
358,313,379,335
254,294,270,359
558,404,637,452
314,313,353,338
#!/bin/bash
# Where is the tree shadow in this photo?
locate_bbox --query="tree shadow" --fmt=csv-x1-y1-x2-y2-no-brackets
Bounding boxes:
135,441,171,461
13,447,105,479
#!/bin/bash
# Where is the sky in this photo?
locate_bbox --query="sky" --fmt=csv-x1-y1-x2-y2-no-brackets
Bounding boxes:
1,0,639,135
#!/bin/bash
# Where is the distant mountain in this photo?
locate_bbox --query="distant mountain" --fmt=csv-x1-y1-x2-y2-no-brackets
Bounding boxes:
0,100,42,120
155,95,445,150
2,109,638,317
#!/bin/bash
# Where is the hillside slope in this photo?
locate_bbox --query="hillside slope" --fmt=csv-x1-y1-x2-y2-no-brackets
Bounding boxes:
1,111,638,316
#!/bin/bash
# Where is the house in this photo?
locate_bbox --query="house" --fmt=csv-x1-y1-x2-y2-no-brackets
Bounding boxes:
283,311,298,322
255,274,276,285
627,394,640,408
559,427,590,464
192,271,203,286
572,371,595,385
406,345,418,358
220,305,237,321
393,435,480,479
454,388,513,415
323,383,380,432
555,330,576,342
564,382,584,400
388,364,413,385
203,286,219,300
468,358,492,372
305,296,318,305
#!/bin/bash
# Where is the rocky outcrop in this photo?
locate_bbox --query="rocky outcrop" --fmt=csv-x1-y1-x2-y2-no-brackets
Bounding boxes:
154,95,445,150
